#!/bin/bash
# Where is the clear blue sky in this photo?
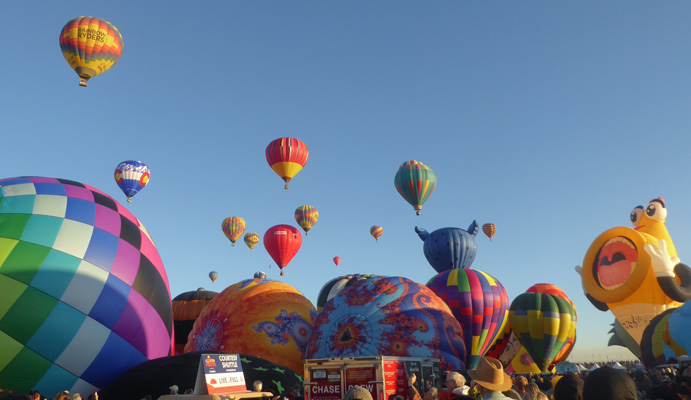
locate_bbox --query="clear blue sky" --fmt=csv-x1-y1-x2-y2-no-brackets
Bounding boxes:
3,1,691,363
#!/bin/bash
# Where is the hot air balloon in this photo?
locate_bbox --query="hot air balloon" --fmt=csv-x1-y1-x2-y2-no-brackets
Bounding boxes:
264,224,302,276
509,292,577,373
244,232,260,251
172,288,219,354
254,271,267,279
185,278,316,373
525,283,577,367
482,223,497,240
306,276,467,370
394,160,437,215
315,274,379,313
426,268,509,369
221,217,246,246
265,138,309,189
295,205,319,235
333,256,341,266
370,225,383,241
114,160,150,202
640,308,684,368
209,271,219,282
0,177,172,395
416,221,479,273
59,16,123,87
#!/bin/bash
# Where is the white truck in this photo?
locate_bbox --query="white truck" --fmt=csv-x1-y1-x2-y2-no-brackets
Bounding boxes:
303,356,441,400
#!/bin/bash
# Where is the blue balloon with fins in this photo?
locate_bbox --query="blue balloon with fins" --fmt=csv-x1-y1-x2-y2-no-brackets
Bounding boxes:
416,220,479,273
114,160,150,203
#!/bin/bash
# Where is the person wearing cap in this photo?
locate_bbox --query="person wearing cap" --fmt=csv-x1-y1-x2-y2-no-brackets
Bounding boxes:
343,385,373,400
582,366,637,400
169,385,179,395
467,356,513,400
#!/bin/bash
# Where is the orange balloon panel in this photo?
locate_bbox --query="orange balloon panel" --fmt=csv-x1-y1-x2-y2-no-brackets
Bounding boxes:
184,279,315,373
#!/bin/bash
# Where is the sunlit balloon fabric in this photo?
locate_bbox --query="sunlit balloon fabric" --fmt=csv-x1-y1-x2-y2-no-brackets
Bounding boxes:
0,177,172,395
59,16,123,87
482,223,496,240
426,268,509,369
416,222,479,273
172,288,218,355
295,205,319,235
306,276,467,370
316,274,378,313
264,224,302,276
221,217,246,246
185,278,316,374
114,161,150,203
265,138,309,189
370,225,383,242
394,160,436,215
509,292,577,373
244,232,260,251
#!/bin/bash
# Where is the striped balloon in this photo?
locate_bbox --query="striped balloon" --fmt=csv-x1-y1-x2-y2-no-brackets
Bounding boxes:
509,292,577,373
370,225,383,241
221,217,246,246
265,138,309,189
394,160,436,215
295,205,319,235
427,268,509,369
244,232,260,251
525,283,577,366
59,16,123,87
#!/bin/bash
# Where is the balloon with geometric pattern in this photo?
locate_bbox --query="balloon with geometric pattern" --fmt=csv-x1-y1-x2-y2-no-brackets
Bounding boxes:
0,177,172,395
221,217,245,247
243,232,260,251
114,160,150,203
482,223,496,241
295,206,319,235
394,160,437,216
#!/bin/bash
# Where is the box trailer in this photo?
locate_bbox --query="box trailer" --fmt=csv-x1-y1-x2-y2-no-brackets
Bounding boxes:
304,356,441,400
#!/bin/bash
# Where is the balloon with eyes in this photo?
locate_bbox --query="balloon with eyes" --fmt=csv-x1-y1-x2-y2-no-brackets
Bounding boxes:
577,198,691,344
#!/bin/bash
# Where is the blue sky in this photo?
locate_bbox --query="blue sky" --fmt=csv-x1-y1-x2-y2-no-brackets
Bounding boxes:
3,2,691,363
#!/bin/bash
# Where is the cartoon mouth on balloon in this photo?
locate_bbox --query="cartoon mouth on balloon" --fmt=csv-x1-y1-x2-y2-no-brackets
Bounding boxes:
594,236,638,289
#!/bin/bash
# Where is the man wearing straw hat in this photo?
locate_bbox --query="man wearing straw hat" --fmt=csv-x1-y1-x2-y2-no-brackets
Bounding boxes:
467,356,513,400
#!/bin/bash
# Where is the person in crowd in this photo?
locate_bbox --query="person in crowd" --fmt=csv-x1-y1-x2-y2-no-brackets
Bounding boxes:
168,385,179,395
445,371,470,398
87,392,98,400
254,381,264,392
71,393,81,400
582,366,637,400
514,376,529,398
467,356,514,400
553,374,583,400
522,393,548,400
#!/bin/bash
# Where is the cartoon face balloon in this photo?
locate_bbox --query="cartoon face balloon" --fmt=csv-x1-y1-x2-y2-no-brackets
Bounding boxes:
0,177,172,395
416,221,479,273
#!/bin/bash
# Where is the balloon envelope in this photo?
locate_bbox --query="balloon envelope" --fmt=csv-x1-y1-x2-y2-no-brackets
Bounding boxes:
264,225,302,276
295,206,319,235
209,271,219,282
306,276,466,370
394,161,436,215
221,217,246,246
416,222,479,273
482,223,496,240
370,225,383,241
185,278,316,374
265,138,309,189
315,274,378,313
426,268,509,369
0,177,172,394
333,256,341,266
244,232,260,251
172,288,218,354
59,16,123,86
114,160,150,202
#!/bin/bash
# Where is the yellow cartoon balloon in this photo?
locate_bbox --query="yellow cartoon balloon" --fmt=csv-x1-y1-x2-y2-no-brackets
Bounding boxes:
579,198,691,344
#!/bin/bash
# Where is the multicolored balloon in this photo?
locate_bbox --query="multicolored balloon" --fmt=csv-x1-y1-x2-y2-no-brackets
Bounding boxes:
114,160,150,203
265,138,309,189
667,300,691,359
509,291,577,373
264,224,302,276
185,278,316,374
172,288,218,354
426,268,509,369
254,271,267,279
482,223,497,240
640,308,683,368
209,271,219,283
525,283,577,367
59,16,123,87
333,256,341,266
416,221,479,273
370,225,383,242
306,276,467,370
315,274,378,313
221,217,246,246
0,177,172,395
295,205,319,235
394,160,436,215
244,232,260,251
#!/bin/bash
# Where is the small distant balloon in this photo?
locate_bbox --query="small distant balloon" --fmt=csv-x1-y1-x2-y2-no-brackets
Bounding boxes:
295,205,319,235
244,232,260,251
482,223,497,240
114,160,150,203
370,225,383,241
394,160,436,215
254,271,267,279
222,217,246,246
209,271,219,283
333,256,341,266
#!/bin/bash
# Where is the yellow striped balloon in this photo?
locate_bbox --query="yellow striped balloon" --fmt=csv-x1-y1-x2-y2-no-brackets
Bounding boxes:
221,216,246,246
244,232,260,251
295,205,319,235
59,16,123,87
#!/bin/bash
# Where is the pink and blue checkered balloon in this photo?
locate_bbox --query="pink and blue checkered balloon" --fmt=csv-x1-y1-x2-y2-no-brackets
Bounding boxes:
0,177,173,395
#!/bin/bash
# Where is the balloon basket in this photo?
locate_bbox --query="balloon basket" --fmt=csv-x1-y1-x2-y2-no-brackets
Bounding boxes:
127,198,132,203
280,270,285,276
284,184,289,189
79,79,88,87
